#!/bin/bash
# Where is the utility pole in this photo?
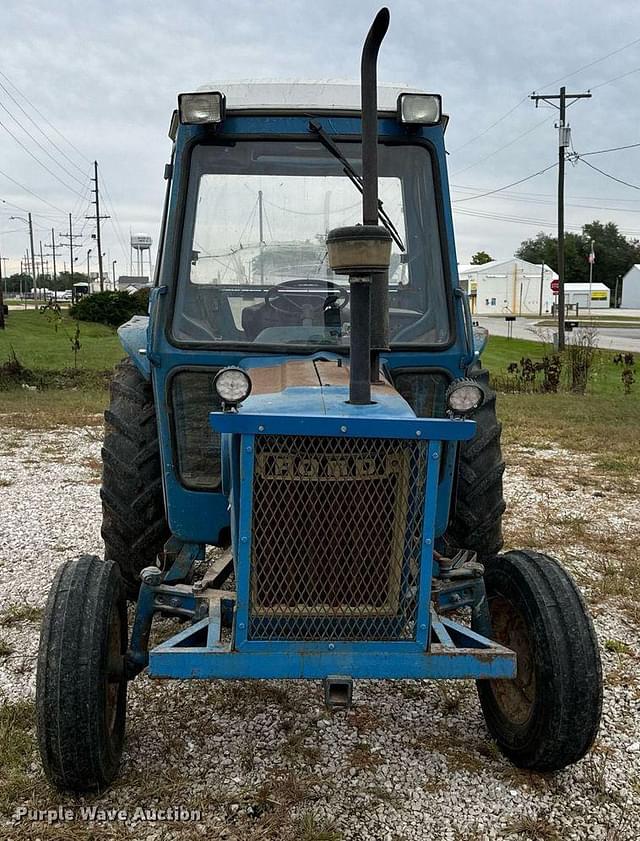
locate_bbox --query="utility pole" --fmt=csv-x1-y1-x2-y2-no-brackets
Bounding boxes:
45,229,61,302
60,212,82,292
258,189,264,283
588,239,595,317
27,213,37,308
86,161,110,291
39,241,45,301
0,250,5,329
530,87,591,350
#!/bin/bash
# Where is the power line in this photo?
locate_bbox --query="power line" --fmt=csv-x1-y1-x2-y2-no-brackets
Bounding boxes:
578,141,640,157
452,162,558,202
448,35,640,161
450,117,552,175
0,167,69,214
0,115,88,199
448,98,528,154
577,157,640,191
590,66,640,91
0,87,88,181
538,35,640,89
0,69,91,167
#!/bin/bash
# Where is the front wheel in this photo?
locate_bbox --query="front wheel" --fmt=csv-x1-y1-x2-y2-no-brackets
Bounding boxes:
36,555,128,791
477,549,602,771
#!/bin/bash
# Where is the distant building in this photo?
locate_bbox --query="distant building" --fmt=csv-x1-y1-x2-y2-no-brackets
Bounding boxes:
562,282,610,310
457,258,556,315
118,275,150,293
621,265,640,309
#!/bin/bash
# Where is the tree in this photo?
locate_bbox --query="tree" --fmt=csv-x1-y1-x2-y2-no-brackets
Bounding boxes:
4,273,34,295
516,222,640,298
470,250,494,265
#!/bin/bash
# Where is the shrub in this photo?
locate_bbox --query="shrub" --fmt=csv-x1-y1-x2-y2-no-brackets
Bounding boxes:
69,290,147,328
613,352,635,395
565,327,599,394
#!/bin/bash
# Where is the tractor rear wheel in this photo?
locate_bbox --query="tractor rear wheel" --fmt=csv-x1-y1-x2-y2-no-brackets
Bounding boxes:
477,549,602,771
446,368,505,560
36,555,128,791
101,359,169,598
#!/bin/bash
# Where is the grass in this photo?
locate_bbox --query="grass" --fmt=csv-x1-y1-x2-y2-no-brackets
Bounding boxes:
498,391,639,475
0,310,122,371
482,335,636,398
0,700,36,815
0,388,107,428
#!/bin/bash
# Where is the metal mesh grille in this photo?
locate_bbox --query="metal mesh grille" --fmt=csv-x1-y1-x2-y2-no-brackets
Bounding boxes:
249,435,427,641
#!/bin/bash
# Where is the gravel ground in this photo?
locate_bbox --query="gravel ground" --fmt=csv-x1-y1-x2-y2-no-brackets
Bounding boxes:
0,424,639,841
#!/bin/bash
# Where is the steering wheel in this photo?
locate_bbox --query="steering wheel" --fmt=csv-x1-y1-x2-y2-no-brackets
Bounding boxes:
265,278,349,316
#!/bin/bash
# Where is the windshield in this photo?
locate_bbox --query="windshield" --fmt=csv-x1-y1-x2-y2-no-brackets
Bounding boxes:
172,138,450,347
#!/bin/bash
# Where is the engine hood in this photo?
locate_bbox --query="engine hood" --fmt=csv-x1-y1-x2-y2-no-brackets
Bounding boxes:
237,353,416,420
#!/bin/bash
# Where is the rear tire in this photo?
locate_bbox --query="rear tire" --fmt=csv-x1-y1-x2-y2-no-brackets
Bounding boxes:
446,368,505,559
101,359,169,598
36,555,128,791
477,550,602,771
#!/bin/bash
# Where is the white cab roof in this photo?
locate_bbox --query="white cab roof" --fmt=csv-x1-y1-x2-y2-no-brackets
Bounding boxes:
195,81,424,112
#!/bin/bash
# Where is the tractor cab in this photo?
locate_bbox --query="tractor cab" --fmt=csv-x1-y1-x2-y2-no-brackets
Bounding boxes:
36,9,603,794
169,83,450,352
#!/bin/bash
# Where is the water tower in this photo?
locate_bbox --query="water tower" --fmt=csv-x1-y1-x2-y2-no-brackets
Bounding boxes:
130,233,153,278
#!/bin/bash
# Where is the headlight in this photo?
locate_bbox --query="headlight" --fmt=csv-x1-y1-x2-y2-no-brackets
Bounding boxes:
213,367,252,406
446,379,484,415
178,91,226,125
397,93,442,125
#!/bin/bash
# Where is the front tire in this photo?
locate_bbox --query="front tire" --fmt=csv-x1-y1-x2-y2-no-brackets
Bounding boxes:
36,555,128,791
477,550,602,771
446,368,505,560
101,359,169,598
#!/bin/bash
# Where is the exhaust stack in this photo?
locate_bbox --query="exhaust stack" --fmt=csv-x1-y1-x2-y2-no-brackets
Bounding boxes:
326,7,391,405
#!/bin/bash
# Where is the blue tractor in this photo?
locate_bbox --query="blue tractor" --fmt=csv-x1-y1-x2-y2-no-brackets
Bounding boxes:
37,9,602,791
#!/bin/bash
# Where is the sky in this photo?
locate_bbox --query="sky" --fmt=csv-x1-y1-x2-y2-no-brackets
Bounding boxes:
0,0,639,279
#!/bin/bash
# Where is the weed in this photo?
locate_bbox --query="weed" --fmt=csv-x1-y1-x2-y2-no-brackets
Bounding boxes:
581,748,615,804
436,682,466,714
565,328,599,394
397,682,426,700
0,478,13,487
0,639,13,657
613,352,635,395
505,809,560,840
348,704,382,732
293,812,343,841
240,740,256,772
348,741,382,770
0,604,43,626
604,639,631,655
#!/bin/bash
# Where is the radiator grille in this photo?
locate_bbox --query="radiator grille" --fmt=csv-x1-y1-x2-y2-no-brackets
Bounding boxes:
249,435,427,641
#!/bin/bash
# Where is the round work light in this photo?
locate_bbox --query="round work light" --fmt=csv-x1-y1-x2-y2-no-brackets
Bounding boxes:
214,367,252,406
445,379,484,416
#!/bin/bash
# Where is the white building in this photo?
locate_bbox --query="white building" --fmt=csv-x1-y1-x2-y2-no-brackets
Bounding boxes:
563,282,610,310
621,265,640,309
457,258,556,316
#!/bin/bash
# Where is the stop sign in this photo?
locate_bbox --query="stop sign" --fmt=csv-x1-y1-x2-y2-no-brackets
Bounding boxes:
550,278,560,293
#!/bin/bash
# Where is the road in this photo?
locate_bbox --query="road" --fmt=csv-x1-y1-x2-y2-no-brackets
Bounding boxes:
478,316,640,354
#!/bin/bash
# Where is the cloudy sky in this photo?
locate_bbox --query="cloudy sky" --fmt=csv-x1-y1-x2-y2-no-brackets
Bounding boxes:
0,0,639,277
